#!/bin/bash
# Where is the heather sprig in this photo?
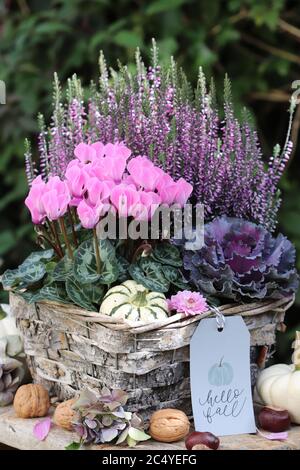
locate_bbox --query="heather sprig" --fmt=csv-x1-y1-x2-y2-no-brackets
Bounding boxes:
25,41,295,231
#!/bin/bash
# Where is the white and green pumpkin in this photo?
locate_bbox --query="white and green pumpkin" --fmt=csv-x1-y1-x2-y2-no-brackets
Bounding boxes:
100,280,169,323
257,331,300,424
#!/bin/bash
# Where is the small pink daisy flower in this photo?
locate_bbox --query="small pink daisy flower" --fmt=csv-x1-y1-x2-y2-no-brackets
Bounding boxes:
168,290,208,316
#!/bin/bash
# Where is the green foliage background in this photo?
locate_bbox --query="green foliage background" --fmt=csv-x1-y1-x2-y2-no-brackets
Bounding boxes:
0,0,300,360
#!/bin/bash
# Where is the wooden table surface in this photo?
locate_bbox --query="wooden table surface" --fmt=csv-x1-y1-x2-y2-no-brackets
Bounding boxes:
0,406,300,450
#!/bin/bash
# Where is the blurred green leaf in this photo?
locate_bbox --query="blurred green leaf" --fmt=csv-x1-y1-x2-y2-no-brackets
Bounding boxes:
113,30,142,48
146,0,188,15
0,231,15,256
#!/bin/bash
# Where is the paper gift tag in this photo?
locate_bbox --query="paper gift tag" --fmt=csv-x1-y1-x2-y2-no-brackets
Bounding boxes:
190,315,256,436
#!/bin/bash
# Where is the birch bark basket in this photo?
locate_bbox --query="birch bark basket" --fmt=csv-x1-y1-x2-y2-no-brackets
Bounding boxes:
10,292,294,419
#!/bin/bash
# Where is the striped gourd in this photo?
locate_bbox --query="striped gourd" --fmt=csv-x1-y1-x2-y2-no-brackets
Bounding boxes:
100,280,169,322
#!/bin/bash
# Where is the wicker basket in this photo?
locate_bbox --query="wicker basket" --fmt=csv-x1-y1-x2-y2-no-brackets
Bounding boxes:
10,292,294,419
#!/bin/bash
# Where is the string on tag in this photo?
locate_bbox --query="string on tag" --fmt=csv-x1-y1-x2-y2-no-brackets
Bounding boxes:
210,305,226,332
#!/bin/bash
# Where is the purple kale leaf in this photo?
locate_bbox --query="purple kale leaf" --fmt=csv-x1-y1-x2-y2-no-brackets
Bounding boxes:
180,216,299,302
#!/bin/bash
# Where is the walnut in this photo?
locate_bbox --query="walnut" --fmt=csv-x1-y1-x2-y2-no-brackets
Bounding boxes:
149,408,190,442
13,384,50,419
53,398,77,430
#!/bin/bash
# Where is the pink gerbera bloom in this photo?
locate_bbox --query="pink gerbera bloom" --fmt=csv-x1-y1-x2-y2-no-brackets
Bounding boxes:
168,290,208,316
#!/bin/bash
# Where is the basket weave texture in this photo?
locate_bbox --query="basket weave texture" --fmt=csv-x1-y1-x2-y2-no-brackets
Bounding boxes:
10,292,294,419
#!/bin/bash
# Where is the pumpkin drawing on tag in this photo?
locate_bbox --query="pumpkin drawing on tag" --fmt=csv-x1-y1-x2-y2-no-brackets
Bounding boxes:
208,356,234,386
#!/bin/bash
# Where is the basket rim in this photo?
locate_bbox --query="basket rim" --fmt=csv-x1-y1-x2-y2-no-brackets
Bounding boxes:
10,291,295,335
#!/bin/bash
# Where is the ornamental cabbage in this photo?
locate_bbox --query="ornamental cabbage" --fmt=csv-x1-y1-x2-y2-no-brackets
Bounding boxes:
178,217,299,302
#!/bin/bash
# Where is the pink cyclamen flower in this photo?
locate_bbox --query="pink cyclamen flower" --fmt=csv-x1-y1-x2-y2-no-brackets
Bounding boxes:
102,155,128,182
86,177,112,206
85,158,106,180
25,175,46,224
77,199,105,229
110,184,140,217
133,191,161,221
74,142,96,163
168,291,208,316
42,176,71,221
173,178,193,206
65,160,88,198
127,156,163,191
157,174,178,205
91,141,105,158
103,142,131,160
157,174,193,207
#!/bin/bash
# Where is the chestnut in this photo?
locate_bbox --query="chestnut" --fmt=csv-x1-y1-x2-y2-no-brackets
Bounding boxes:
258,406,291,433
185,431,220,450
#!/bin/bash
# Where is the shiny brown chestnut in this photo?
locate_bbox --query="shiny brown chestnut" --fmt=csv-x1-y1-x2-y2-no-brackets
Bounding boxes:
258,406,291,433
185,431,220,450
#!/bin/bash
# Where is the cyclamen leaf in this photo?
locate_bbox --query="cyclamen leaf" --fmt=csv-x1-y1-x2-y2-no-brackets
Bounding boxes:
73,239,119,285
23,249,54,265
66,277,97,311
1,269,21,289
128,427,151,442
129,260,170,293
164,266,189,289
52,256,73,281
18,262,46,286
2,252,52,289
2,262,46,289
152,243,182,267
116,255,130,282
30,283,70,304
73,239,99,284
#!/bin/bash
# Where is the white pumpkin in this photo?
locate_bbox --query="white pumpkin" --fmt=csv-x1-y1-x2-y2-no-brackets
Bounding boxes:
0,304,20,338
257,331,300,424
100,280,169,323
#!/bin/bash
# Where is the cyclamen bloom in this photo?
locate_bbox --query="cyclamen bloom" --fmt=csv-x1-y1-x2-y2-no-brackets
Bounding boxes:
168,291,208,316
86,177,112,207
42,176,71,221
74,142,97,163
127,156,162,191
65,162,87,199
110,184,140,218
157,174,193,207
25,141,193,225
25,175,46,224
103,142,131,160
77,200,105,229
133,191,162,221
